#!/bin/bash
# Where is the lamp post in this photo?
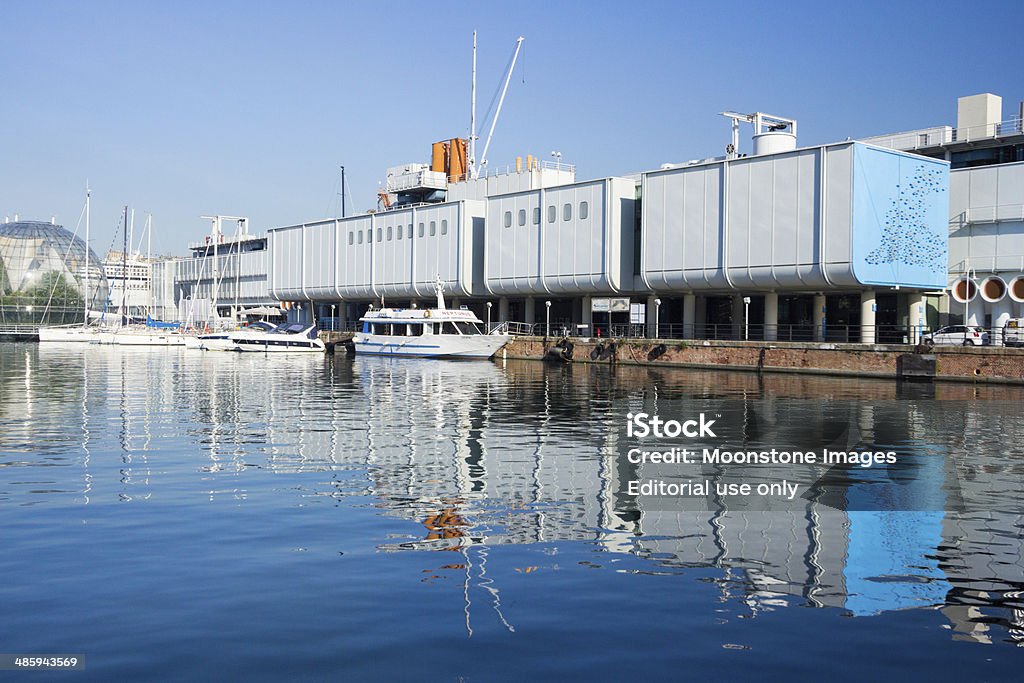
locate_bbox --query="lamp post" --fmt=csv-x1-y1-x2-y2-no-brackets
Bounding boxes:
743,296,751,340
545,300,552,338
654,298,661,339
486,301,492,332
330,304,336,331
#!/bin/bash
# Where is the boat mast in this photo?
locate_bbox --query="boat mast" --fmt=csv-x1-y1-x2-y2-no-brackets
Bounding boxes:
469,31,477,178
479,36,524,172
121,205,128,325
83,184,90,328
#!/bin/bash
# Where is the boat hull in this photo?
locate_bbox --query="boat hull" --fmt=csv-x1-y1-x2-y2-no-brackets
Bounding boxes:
109,331,187,346
38,327,98,343
354,334,509,359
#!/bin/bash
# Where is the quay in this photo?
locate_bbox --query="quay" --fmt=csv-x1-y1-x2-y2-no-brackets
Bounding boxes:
499,335,1024,385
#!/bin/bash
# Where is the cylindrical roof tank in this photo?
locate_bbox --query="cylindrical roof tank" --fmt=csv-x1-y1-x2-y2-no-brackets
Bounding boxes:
753,131,797,156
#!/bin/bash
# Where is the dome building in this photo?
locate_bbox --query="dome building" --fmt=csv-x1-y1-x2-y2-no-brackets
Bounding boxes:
0,219,108,325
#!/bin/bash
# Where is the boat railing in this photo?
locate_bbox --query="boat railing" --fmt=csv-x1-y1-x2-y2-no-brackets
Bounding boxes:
487,321,533,336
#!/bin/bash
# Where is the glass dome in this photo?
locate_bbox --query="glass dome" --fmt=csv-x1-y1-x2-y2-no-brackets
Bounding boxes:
0,220,108,326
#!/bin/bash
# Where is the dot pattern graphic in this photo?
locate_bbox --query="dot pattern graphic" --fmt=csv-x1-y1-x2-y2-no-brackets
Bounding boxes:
865,165,947,273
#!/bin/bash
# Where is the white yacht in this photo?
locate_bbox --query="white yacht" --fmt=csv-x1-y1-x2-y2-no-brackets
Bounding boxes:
189,321,277,351
230,322,325,353
354,282,510,359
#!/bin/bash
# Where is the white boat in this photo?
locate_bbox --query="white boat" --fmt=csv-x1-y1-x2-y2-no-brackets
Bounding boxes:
230,322,325,352
105,327,187,346
191,321,277,351
38,325,101,343
354,281,510,359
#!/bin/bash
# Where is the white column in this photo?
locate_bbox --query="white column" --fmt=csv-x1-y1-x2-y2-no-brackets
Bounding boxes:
964,298,982,327
498,297,509,323
992,298,1012,345
813,294,826,342
764,292,779,341
524,297,536,326
683,293,696,339
860,290,877,344
908,293,926,343
646,295,659,338
450,297,461,309
695,295,707,338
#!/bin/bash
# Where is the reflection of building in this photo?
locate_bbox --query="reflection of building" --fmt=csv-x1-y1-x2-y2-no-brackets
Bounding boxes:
0,219,107,326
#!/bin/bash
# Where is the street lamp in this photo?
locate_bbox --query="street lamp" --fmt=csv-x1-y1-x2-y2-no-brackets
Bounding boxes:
550,151,562,166
545,300,552,338
743,296,751,340
486,301,492,331
654,298,661,339
330,304,336,331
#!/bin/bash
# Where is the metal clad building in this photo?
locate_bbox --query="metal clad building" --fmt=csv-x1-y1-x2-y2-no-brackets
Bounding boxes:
641,142,950,293
270,200,486,302
484,177,636,295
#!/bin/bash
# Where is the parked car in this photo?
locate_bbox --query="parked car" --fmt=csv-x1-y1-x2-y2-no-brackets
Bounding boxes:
922,325,989,346
1003,319,1024,347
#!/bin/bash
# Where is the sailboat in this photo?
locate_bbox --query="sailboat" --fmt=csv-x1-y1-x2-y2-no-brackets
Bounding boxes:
38,186,103,342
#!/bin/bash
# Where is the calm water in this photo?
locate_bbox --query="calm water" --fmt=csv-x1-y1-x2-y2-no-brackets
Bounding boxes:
1,343,1021,680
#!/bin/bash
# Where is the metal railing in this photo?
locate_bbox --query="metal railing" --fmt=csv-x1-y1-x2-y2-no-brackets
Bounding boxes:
862,117,1024,151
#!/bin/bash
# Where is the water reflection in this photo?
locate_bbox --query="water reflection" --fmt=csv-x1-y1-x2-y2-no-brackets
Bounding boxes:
1,343,1023,647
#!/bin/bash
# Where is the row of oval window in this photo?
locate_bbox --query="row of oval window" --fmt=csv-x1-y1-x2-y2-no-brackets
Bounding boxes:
348,219,449,245
504,201,590,228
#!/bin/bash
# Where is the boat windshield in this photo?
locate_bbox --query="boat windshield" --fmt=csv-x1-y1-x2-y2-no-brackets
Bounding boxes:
270,323,307,335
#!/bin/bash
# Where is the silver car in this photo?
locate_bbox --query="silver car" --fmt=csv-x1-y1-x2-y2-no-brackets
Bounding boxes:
923,325,989,346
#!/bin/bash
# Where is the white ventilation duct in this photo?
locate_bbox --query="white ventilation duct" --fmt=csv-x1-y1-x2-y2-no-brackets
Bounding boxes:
950,276,978,303
1008,275,1024,303
979,275,1007,302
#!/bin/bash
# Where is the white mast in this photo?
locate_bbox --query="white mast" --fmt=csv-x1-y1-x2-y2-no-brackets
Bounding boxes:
83,184,90,327
469,30,477,179
145,213,152,318
479,35,524,172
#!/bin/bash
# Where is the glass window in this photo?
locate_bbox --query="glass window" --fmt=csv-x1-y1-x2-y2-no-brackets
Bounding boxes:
563,203,572,221
357,231,363,244
429,220,436,236
579,201,589,220
547,206,556,223
386,226,392,240
504,211,512,228
533,207,541,224
518,209,526,226
441,219,448,235
418,222,425,238
408,223,413,238
348,232,354,245
397,225,403,239
366,229,372,243
376,228,382,242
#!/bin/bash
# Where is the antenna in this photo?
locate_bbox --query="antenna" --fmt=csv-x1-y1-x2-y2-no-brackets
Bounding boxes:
479,35,524,172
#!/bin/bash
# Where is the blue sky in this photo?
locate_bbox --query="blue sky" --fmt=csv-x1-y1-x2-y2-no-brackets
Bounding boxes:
1,0,1021,255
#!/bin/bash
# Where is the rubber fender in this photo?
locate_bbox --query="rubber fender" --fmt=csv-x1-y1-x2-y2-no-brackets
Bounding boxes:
590,343,604,360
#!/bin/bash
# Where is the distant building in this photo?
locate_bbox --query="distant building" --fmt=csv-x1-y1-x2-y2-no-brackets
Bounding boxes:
103,251,152,320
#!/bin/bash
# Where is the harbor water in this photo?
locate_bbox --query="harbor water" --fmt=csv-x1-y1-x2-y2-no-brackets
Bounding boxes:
1,342,1021,680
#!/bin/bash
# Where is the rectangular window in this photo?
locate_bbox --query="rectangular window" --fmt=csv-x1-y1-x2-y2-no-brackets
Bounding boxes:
376,228,382,242
579,201,589,220
563,203,572,221
441,219,448,235
408,223,413,238
518,209,526,226
367,229,372,243
429,220,436,236
387,226,393,241
348,232,354,245
533,207,541,224
547,206,556,223
504,211,512,228
397,225,403,239
418,222,425,237
358,231,363,244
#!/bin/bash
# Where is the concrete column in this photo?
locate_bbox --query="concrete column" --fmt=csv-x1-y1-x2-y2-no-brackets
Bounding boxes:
498,297,509,323
450,297,461,309
647,295,659,338
964,298,983,327
908,293,926,343
813,294,826,342
860,290,877,344
732,296,744,340
682,293,696,339
524,297,536,326
992,298,1012,345
764,292,779,341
